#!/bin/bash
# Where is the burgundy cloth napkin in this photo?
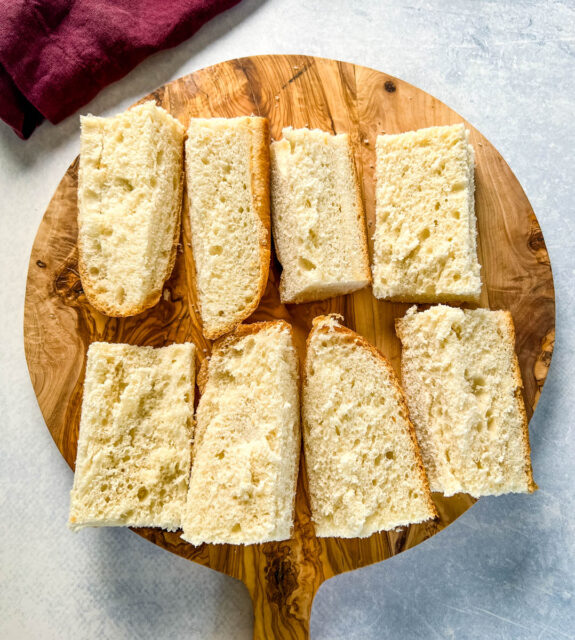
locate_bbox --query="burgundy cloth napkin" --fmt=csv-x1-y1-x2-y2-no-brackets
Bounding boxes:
0,0,241,139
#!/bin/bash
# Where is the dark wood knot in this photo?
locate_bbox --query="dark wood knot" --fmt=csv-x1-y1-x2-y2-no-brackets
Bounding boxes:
149,87,166,106
527,217,550,265
384,80,396,93
264,543,298,608
534,327,555,385
54,257,84,305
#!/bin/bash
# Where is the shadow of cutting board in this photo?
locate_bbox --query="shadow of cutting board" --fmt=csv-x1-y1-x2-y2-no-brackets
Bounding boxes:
23,55,555,639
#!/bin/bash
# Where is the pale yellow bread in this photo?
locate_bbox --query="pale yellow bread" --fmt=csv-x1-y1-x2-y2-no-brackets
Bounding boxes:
181,321,300,545
78,101,185,316
270,127,371,304
372,124,481,302
185,117,270,340
69,341,195,531
302,315,436,538
396,305,537,497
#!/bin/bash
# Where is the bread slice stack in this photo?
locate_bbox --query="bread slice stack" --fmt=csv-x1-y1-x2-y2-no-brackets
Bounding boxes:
270,127,371,303
69,342,195,531
181,321,300,545
78,101,185,316
372,124,481,302
302,315,436,538
185,117,270,339
396,305,537,497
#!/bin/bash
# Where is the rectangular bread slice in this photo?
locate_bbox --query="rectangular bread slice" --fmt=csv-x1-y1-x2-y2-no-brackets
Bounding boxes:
69,342,195,531
270,127,371,304
185,117,270,340
181,321,300,545
78,101,185,316
372,124,481,302
303,315,436,538
396,305,536,497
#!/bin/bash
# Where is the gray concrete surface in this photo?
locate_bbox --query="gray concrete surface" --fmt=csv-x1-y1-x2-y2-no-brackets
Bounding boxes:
0,1,573,637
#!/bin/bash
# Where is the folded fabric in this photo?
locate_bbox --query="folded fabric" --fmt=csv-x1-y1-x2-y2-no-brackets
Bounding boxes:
0,0,241,139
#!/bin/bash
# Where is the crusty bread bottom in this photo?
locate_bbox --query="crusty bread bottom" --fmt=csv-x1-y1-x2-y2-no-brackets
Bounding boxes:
78,102,185,317
185,117,270,339
69,342,195,531
396,305,536,497
181,321,300,545
303,315,436,538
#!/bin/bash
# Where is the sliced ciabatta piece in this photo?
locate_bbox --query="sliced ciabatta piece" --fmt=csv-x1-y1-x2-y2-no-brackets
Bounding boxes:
181,321,300,545
372,124,481,303
302,315,436,538
69,342,195,531
270,127,371,304
185,117,270,340
78,101,185,316
396,305,537,497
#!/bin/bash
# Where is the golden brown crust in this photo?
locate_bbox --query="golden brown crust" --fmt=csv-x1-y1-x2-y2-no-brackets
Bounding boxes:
78,119,185,318
304,314,438,521
247,117,272,314
501,311,538,492
192,117,271,340
347,139,372,286
196,357,210,396
162,161,185,300
211,319,294,356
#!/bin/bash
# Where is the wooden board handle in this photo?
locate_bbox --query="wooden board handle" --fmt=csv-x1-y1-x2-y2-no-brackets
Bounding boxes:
244,540,323,640
241,469,326,639
247,567,317,640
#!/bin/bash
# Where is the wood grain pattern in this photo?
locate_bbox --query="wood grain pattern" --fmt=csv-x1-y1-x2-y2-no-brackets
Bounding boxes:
24,55,555,639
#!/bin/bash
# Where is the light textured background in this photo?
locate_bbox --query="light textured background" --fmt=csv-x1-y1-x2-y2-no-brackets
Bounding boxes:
1,1,573,638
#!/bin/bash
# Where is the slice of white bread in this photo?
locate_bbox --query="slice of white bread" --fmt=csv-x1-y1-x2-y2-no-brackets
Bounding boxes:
302,315,436,538
185,117,270,340
69,341,195,531
270,127,371,304
78,101,185,316
372,124,481,302
396,305,537,497
181,321,300,545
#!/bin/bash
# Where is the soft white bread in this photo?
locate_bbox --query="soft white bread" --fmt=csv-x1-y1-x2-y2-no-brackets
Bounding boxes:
372,124,481,302
181,321,300,545
185,117,270,340
270,127,371,304
396,305,536,497
69,342,195,531
78,101,185,316
302,315,436,538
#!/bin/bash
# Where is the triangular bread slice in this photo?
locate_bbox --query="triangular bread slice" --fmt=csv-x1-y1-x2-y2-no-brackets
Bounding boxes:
303,315,436,538
78,101,185,316
396,305,537,497
185,117,271,339
270,127,371,304
181,321,300,545
69,342,195,531
372,124,481,302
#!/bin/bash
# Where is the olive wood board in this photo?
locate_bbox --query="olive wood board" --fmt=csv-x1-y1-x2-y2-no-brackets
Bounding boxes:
24,55,555,639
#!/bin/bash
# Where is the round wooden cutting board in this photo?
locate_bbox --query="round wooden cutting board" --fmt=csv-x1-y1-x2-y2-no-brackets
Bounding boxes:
24,55,555,639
